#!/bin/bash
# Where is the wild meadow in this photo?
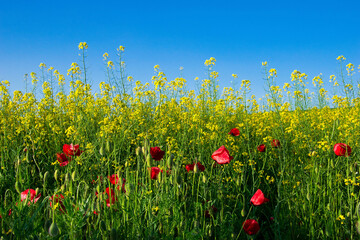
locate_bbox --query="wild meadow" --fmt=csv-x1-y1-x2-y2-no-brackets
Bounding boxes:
1,43,360,239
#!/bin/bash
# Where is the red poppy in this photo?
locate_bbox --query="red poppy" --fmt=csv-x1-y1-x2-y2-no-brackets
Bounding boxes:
56,153,70,166
105,187,116,207
271,139,280,148
108,174,119,185
243,219,260,235
21,189,41,204
257,144,266,152
50,194,66,213
334,143,352,157
185,162,205,172
212,146,233,164
150,167,161,179
63,144,82,156
228,128,240,136
150,147,165,161
93,210,99,215
250,189,269,206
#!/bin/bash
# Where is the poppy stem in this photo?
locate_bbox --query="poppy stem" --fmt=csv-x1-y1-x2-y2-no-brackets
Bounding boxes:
235,205,253,240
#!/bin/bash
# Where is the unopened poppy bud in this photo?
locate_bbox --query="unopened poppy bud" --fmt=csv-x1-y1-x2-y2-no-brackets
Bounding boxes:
54,170,59,181
202,174,207,183
241,208,246,217
136,147,142,156
15,181,21,193
44,171,49,183
44,219,52,232
49,221,59,236
71,171,77,181
60,184,65,192
350,165,354,173
99,146,104,156
194,163,199,173
35,188,39,196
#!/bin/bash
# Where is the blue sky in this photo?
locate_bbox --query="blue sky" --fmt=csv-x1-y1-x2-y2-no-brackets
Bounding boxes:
0,0,359,98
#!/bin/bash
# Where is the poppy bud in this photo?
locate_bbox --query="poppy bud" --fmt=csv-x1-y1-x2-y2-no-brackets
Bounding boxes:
49,221,59,236
99,146,104,156
71,171,77,181
202,174,207,183
194,163,199,173
241,208,246,217
136,147,142,156
15,181,21,193
44,171,49,183
35,188,39,196
44,219,52,232
60,184,65,192
54,170,59,182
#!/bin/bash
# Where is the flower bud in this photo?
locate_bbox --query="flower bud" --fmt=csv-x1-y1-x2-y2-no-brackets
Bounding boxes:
194,164,199,173
35,188,40,196
44,171,49,183
15,181,21,193
71,171,77,181
136,147,142,156
99,146,104,156
241,208,246,217
49,221,59,236
54,170,59,182
202,174,207,184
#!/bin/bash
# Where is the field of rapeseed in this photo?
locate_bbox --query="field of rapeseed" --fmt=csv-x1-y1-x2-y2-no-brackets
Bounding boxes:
1,43,360,239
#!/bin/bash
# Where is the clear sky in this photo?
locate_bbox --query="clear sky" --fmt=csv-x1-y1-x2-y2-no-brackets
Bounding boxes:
0,0,359,98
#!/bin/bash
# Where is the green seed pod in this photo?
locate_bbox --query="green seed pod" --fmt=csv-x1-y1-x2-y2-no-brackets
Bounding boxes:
54,170,59,182
48,221,59,237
